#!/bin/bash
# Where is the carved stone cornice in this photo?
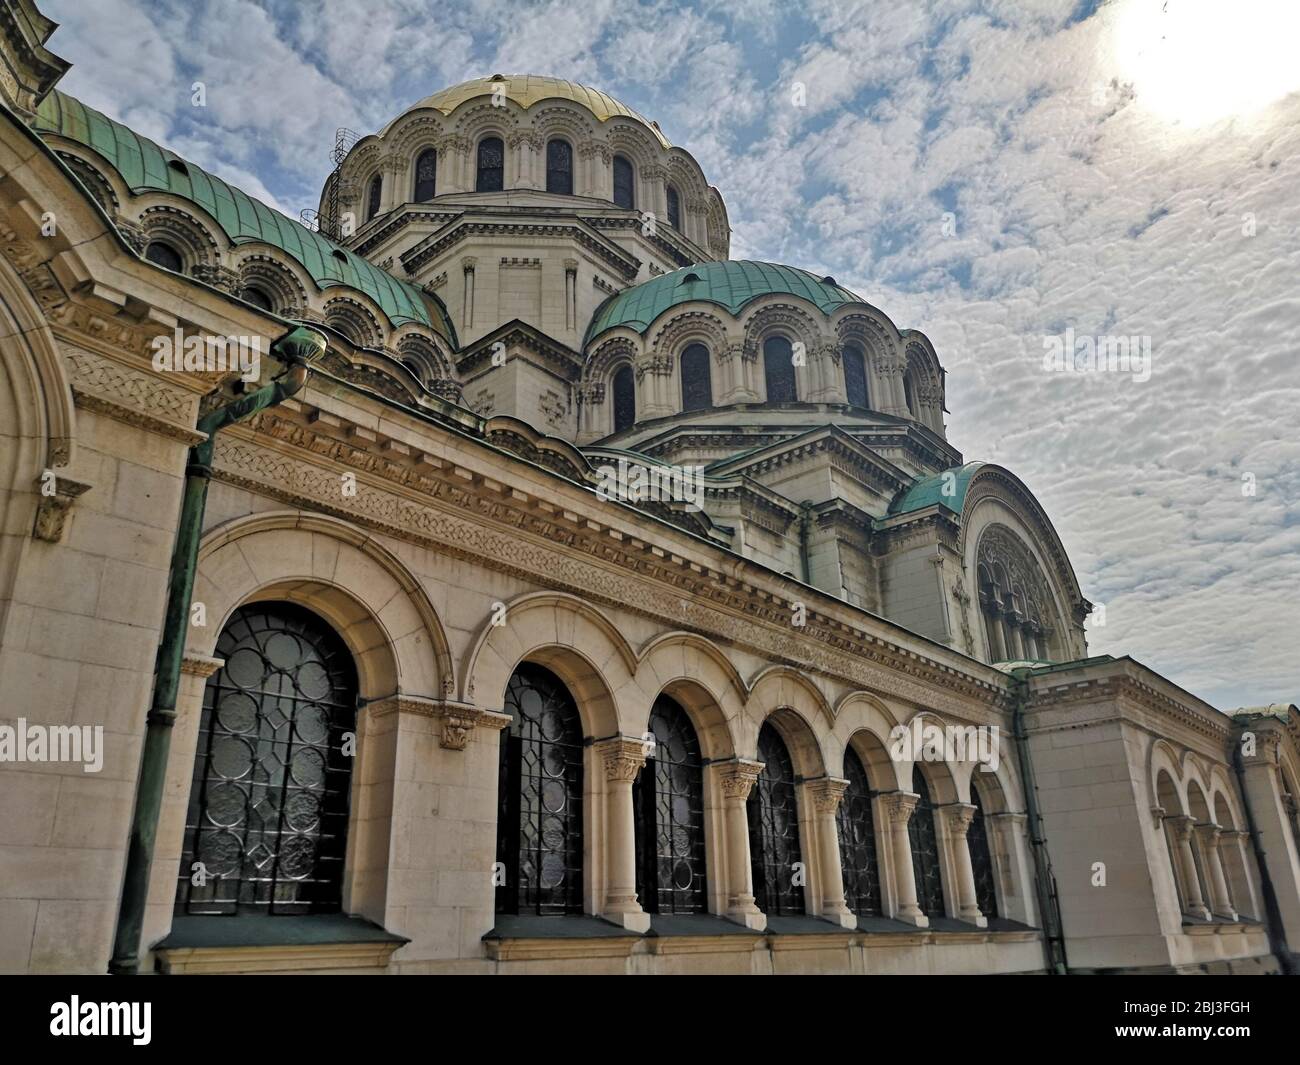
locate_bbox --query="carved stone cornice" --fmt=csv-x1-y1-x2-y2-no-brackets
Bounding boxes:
403,218,640,279
62,346,206,444
207,405,1012,719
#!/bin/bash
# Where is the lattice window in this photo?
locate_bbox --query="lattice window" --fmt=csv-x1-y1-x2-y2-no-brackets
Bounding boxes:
613,154,635,209
176,604,357,916
843,341,870,408
747,723,805,915
909,767,945,916
666,184,681,229
495,663,584,915
413,148,437,202
680,343,712,412
968,785,998,918
633,695,707,914
477,136,504,192
837,748,882,916
145,241,183,272
763,335,797,403
612,364,636,433
546,139,573,195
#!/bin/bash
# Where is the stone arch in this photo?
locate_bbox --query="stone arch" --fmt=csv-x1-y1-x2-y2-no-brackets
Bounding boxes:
323,295,385,349
635,631,746,761
192,511,451,701
232,251,310,315
462,590,633,737
394,330,452,384
744,666,833,777
137,204,221,270
55,150,120,213
896,710,961,805
605,121,660,177
829,691,902,790
0,253,77,638
1149,739,1188,813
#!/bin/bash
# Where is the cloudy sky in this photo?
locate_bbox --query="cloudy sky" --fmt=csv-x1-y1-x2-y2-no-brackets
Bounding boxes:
42,0,1300,709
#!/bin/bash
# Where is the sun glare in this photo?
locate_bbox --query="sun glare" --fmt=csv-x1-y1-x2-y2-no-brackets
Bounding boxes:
1112,0,1300,126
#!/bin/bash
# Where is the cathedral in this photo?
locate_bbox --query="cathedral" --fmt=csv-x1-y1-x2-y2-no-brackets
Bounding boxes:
0,1,1297,976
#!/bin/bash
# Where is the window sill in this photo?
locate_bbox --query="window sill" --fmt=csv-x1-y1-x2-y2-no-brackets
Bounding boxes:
153,915,409,974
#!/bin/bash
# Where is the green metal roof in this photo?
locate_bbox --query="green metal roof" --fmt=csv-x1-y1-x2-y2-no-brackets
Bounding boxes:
585,261,866,346
33,90,453,343
889,462,985,517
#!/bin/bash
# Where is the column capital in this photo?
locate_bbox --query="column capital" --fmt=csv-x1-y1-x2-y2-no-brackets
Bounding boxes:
1165,813,1196,842
1193,821,1224,844
806,776,849,815
941,802,977,836
594,735,649,782
881,790,920,824
717,758,765,800
180,652,224,679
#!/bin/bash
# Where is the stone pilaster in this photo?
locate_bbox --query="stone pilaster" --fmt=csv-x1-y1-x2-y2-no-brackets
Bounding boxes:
717,758,766,930
594,736,650,932
940,802,987,927
807,777,856,928
882,791,927,927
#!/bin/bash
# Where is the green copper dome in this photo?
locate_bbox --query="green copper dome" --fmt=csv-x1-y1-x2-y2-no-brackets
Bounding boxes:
34,90,454,343
585,261,866,346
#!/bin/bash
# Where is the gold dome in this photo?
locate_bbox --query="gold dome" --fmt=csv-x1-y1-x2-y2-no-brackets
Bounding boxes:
385,74,671,147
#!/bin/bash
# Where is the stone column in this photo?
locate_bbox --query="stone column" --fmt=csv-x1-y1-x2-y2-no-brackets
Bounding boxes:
1194,823,1237,920
1167,815,1212,919
594,736,650,933
1235,725,1300,944
718,759,766,930
807,777,856,928
1223,828,1260,919
940,803,987,926
882,791,927,927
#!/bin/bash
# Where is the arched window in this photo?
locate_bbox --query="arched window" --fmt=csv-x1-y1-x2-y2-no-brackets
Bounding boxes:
366,174,382,221
747,722,805,915
476,136,504,192
612,364,636,433
762,335,797,403
968,784,998,918
546,138,573,195
413,148,437,202
903,370,917,417
612,154,635,210
175,603,357,915
634,694,706,914
843,341,869,408
908,767,944,916
145,241,183,272
238,286,273,312
837,747,882,916
495,663,584,915
666,184,681,229
680,343,712,412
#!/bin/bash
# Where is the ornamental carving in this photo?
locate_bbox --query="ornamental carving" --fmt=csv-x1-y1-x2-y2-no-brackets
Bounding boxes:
718,760,764,800
597,737,648,783
808,777,849,815
882,791,919,825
